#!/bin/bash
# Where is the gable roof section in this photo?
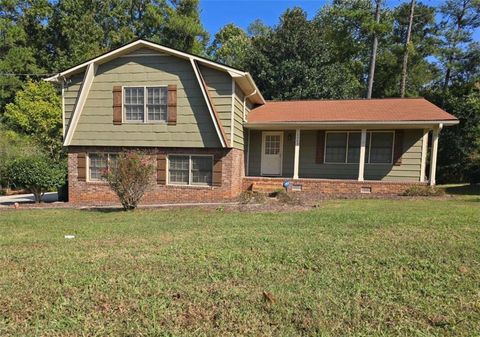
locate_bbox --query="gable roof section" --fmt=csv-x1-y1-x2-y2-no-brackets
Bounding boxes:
45,39,264,105
246,98,458,126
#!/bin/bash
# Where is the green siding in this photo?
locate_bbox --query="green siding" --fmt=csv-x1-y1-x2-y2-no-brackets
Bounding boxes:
248,129,424,182
199,65,232,146
232,84,252,150
69,51,222,147
63,73,83,134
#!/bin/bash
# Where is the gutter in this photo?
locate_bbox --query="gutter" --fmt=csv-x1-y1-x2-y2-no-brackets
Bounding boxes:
244,120,459,128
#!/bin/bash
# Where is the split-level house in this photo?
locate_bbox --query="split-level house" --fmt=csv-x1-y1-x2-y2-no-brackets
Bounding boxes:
45,39,459,204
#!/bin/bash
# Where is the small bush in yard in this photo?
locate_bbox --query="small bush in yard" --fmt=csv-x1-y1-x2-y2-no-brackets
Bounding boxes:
103,152,154,210
239,190,266,204
7,154,65,203
274,189,302,205
401,185,445,197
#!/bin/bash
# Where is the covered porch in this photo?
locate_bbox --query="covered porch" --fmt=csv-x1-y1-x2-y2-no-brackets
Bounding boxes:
245,126,442,186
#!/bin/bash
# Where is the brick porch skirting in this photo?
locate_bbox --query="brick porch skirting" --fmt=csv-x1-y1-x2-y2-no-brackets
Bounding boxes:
242,177,426,196
67,146,244,205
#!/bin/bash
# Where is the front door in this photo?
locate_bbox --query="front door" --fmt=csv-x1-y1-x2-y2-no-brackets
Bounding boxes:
261,131,283,176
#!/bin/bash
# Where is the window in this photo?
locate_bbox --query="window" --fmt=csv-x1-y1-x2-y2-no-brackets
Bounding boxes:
324,131,394,164
369,132,394,164
124,86,167,122
168,155,213,186
88,153,118,181
264,135,281,155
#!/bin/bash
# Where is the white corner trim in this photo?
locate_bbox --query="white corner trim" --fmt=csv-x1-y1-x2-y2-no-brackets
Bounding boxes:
230,79,235,147
63,63,97,146
190,58,226,148
61,80,65,138
420,129,429,182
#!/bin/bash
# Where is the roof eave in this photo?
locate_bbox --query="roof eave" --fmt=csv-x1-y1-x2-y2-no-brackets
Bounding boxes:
244,120,459,128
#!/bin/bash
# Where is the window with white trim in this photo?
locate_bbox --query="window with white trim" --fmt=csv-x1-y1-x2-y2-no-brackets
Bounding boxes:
168,155,213,186
88,153,118,181
324,131,394,164
124,86,167,122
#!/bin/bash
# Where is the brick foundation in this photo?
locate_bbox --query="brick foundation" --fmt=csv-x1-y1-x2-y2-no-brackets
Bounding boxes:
243,177,426,197
68,146,244,205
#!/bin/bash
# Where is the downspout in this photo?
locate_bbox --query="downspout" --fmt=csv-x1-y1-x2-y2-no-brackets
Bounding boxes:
243,89,257,122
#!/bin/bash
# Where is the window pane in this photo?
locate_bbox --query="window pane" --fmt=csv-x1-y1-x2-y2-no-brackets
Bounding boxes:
264,135,280,155
124,87,144,121
325,133,347,163
347,132,361,163
89,153,107,181
191,156,212,185
168,155,189,185
370,132,393,163
147,87,167,121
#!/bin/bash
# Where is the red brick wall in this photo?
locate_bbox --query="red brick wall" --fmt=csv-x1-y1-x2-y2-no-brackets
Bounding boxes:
242,177,425,197
68,147,244,205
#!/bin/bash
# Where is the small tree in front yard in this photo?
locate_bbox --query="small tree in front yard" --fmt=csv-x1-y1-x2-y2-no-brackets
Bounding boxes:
103,152,154,210
7,154,66,203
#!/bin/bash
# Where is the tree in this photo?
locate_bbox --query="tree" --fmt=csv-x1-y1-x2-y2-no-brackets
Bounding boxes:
438,0,480,96
399,0,416,97
367,0,382,98
208,23,251,69
244,7,362,100
103,152,155,210
3,81,62,160
7,154,65,202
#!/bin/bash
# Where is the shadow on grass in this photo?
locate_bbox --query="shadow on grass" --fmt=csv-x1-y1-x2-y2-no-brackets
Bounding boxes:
80,207,126,213
442,184,480,196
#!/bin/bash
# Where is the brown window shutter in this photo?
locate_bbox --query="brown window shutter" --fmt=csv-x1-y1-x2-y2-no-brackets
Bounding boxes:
212,155,222,187
393,130,404,166
167,84,177,125
157,154,167,184
77,153,86,181
113,86,122,125
316,131,325,164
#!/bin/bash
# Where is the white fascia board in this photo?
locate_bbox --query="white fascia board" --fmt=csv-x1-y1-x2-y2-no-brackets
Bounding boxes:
190,58,226,148
244,120,459,129
63,63,97,146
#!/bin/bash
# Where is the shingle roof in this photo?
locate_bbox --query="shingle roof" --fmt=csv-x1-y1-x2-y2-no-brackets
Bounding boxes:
247,98,458,124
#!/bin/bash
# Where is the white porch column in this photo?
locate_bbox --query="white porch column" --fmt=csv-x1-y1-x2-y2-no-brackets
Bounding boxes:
358,129,367,181
420,129,429,182
429,125,442,186
293,129,300,179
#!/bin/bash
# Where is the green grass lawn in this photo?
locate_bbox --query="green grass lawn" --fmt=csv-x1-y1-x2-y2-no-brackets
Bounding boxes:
1,194,479,336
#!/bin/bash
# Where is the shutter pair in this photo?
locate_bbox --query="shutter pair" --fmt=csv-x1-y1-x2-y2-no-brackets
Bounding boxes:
112,85,177,125
156,154,222,186
315,130,403,165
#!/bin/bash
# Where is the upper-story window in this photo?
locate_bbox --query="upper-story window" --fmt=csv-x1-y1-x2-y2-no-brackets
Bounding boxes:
124,87,167,123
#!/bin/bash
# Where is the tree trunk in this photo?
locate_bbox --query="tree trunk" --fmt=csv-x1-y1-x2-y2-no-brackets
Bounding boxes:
367,0,382,99
400,0,416,98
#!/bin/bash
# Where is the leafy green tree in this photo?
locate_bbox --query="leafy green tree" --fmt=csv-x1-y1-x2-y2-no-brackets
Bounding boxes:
208,23,251,69
0,127,37,189
7,153,65,202
245,7,362,100
3,81,62,160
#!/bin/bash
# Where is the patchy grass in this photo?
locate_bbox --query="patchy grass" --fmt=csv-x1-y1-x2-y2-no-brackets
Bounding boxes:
1,197,479,336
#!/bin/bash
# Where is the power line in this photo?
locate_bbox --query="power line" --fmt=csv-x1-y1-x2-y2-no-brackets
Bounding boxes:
0,73,56,76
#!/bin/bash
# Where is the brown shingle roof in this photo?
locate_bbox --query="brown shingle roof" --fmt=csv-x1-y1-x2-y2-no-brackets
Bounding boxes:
247,98,458,124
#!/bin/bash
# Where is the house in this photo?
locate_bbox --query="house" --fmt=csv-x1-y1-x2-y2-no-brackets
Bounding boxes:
45,39,459,204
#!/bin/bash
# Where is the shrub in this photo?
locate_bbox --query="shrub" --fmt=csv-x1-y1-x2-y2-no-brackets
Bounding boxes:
7,154,66,203
401,185,445,197
239,190,266,204
273,189,302,205
102,152,154,210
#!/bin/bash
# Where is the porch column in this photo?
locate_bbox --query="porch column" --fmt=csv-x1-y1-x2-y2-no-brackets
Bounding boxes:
419,129,429,182
293,129,300,179
429,124,442,186
358,129,367,181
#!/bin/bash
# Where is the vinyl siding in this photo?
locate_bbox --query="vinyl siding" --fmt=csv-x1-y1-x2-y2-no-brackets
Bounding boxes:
247,129,424,181
199,65,232,146
233,85,247,150
63,73,83,135
68,50,222,147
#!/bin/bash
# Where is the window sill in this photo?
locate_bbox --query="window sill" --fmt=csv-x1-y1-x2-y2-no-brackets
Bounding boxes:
166,184,214,189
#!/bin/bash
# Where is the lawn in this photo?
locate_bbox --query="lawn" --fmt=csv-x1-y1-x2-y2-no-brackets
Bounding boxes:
1,194,479,336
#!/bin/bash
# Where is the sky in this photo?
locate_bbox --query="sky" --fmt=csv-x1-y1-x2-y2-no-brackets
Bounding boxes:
199,0,480,41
